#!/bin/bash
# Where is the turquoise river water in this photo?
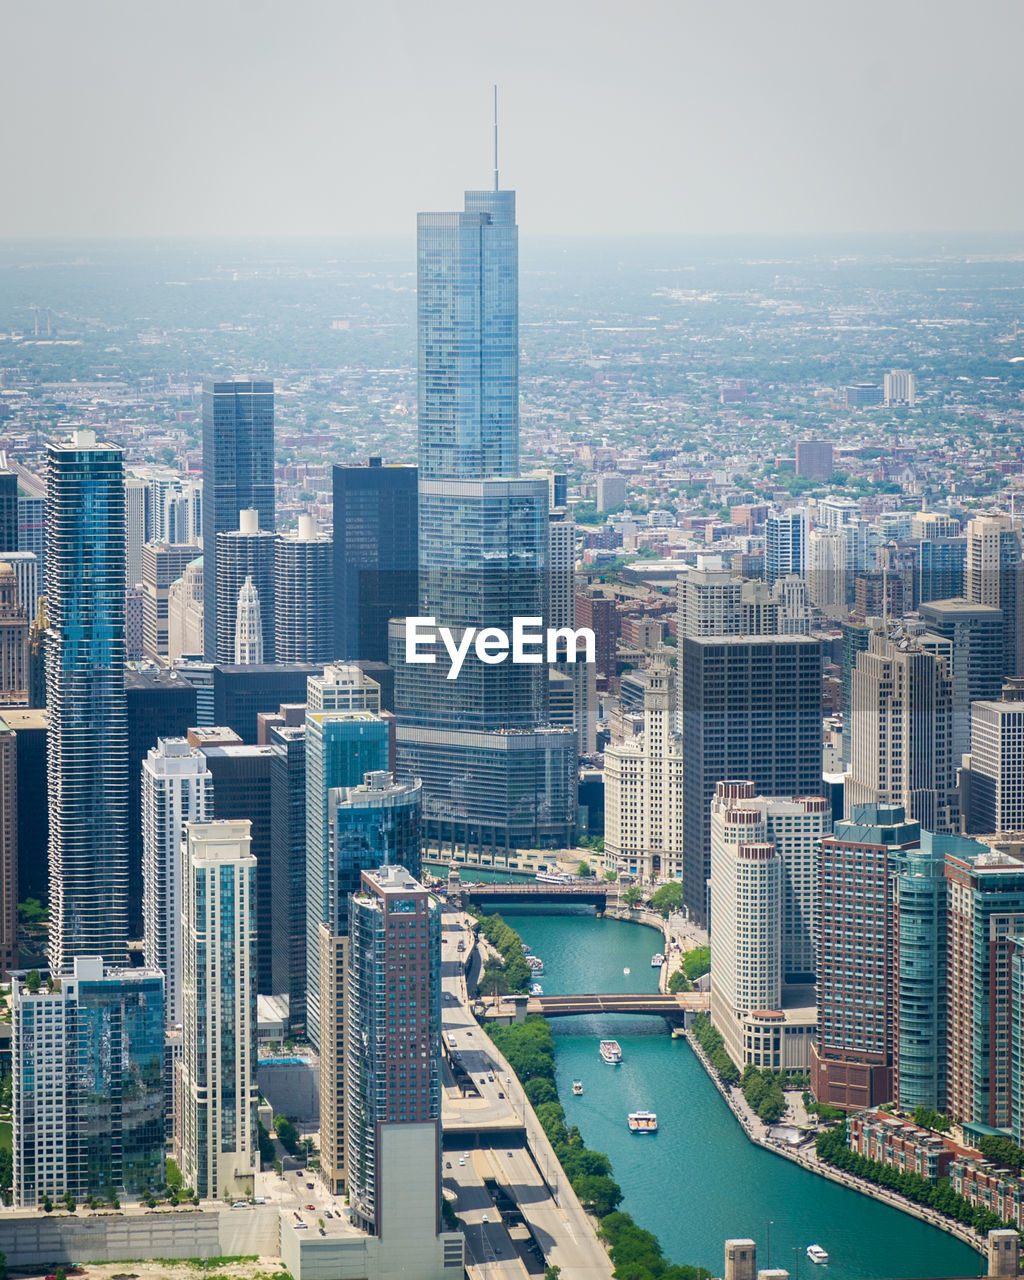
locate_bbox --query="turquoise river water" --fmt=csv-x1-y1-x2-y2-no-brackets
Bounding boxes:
486,905,980,1280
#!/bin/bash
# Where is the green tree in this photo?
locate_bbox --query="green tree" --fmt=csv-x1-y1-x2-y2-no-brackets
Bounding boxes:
622,885,644,907
274,1114,300,1155
543,1267,562,1280
650,882,683,917
25,969,41,994
577,860,591,878
668,970,692,994
165,1156,183,1190
682,946,711,981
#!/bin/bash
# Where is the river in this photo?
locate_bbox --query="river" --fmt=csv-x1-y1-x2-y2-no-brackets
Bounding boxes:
488,906,981,1280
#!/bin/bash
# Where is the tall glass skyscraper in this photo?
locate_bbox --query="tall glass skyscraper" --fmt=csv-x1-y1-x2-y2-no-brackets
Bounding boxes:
393,185,576,855
201,378,275,659
46,429,129,972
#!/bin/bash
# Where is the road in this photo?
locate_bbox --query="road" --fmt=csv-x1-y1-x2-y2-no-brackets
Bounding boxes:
440,909,614,1280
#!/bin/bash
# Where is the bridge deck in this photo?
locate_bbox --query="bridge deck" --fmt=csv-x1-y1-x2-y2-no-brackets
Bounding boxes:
528,992,708,1017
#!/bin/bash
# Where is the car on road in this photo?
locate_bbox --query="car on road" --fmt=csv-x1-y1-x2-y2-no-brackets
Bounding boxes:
306,1203,315,1210
487,1074,494,1082
459,1157,466,1166
445,1161,451,1168
306,1181,315,1189
507,1151,513,1158
482,1214,489,1223
294,1223,308,1230
498,1091,504,1098
232,1200,248,1208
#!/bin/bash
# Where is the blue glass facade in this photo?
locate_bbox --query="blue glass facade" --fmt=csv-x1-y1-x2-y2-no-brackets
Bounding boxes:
46,432,129,972
895,836,948,1112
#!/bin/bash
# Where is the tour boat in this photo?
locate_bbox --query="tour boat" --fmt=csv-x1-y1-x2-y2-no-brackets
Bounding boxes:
651,952,665,967
526,955,544,973
806,1245,829,1265
535,870,574,885
627,1110,658,1133
530,983,543,996
600,1039,623,1065
572,1080,584,1096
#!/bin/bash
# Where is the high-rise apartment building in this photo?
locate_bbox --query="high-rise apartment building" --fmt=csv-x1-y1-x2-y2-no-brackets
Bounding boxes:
216,509,276,664
966,515,1024,679
812,805,921,1110
918,535,966,605
0,560,28,705
332,459,417,665
764,508,807,587
276,515,333,663
4,551,40,627
795,439,834,482
807,528,848,613
269,721,307,1028
46,429,129,972
964,678,1024,835
13,957,165,1207
177,820,257,1201
141,738,212,1028
17,491,46,593
676,557,742,639
202,378,275,659
318,772,422,1195
0,718,16,979
345,864,441,1235
884,369,916,406
0,471,18,554
124,476,149,590
605,657,685,882
596,473,627,511
392,181,576,857
680,635,823,923
847,629,956,834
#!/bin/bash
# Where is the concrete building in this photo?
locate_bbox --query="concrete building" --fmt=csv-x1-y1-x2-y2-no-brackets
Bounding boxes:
764,508,806,587
216,509,276,665
141,738,212,1028
965,514,1023,679
141,543,200,661
596,473,627,511
177,821,258,1201
806,528,847,613
676,556,741,640
604,657,684,882
883,368,916,406
0,560,28,705
167,557,205,662
846,629,956,835
918,598,1004,764
3,551,40,627
275,515,332,663
12,957,165,1207
795,439,834,482
0,718,16,979
233,576,264,664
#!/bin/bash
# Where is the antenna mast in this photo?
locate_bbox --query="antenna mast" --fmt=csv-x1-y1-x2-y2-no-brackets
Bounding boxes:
493,84,499,191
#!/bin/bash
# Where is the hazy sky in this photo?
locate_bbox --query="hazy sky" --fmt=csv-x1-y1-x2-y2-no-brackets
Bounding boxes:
3,0,1023,239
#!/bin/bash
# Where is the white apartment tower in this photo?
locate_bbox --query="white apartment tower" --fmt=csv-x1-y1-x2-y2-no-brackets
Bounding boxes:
676,557,742,639
884,369,916,406
141,738,212,1027
605,656,685,882
177,820,258,1201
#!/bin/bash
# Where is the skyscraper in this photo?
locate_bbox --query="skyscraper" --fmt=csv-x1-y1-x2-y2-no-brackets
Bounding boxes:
764,508,807,587
46,428,129,972
332,459,417,664
141,738,212,1028
680,634,823,923
234,575,264,664
177,820,257,1201
345,864,441,1236
918,599,1004,763
966,514,1024,679
141,542,200,660
276,515,333,663
392,181,576,857
964,678,1024,835
0,718,16,979
0,561,28,706
202,378,275,660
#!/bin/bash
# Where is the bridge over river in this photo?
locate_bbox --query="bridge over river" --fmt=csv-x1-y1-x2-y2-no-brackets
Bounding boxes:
461,881,618,907
527,991,708,1022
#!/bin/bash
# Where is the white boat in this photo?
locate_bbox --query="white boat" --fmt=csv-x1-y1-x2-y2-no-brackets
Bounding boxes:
806,1245,829,1265
651,952,665,967
600,1039,623,1065
530,983,543,996
627,1110,658,1133
572,1080,584,1095
526,955,544,973
535,870,574,885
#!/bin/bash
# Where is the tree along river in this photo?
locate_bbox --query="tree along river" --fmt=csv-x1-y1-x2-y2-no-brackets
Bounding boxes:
489,904,981,1280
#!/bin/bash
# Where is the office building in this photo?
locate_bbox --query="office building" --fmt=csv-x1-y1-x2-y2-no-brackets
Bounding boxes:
0,719,15,978
7,708,46,907
0,471,18,554
319,772,422,1195
17,492,46,593
549,508,576,630
12,957,164,1207
46,428,128,973
141,542,199,660
345,864,441,1235
126,668,198,937
966,515,1024,679
847,629,956,834
177,821,257,1201
234,575,264,664
918,599,1004,763
795,439,834,482
276,515,332,663
393,181,575,857
124,476,149,589
202,742,275,995
216,509,276,664
141,739,212,1028
167,556,205,662
884,369,916,406
680,635,823,924
605,656,685,882
333,459,417,665
918,535,966,605
964,678,1024,835
807,528,847,613
3,551,39,628
0,561,28,705
202,378,275,659
764,508,807,587
207,662,322,743
812,805,921,1110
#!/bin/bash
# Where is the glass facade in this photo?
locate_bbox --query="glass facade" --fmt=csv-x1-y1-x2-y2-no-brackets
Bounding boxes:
46,432,129,972
330,773,422,935
895,837,948,1112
